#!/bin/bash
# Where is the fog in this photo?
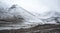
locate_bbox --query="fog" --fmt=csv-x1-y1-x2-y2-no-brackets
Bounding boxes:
0,0,60,13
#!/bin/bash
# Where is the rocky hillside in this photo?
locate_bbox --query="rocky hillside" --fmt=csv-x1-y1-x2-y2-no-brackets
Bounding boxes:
0,24,60,33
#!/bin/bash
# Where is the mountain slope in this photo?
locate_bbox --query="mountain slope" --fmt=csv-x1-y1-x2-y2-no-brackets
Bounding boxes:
0,4,43,30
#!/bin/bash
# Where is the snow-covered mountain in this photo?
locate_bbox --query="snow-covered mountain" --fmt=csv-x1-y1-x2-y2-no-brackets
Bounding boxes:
34,11,60,24
8,5,42,22
0,4,44,30
0,2,60,30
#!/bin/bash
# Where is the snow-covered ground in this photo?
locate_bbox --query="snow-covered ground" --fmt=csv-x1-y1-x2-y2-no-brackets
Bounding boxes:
0,0,60,30
0,5,59,30
0,4,44,30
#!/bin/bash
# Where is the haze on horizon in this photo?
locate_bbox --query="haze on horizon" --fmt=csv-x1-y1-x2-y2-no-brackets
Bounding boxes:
0,0,60,14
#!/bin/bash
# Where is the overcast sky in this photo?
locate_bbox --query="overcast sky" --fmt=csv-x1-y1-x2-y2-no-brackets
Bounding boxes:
0,0,60,13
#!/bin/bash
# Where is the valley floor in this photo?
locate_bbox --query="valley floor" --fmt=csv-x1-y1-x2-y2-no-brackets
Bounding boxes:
0,24,60,33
